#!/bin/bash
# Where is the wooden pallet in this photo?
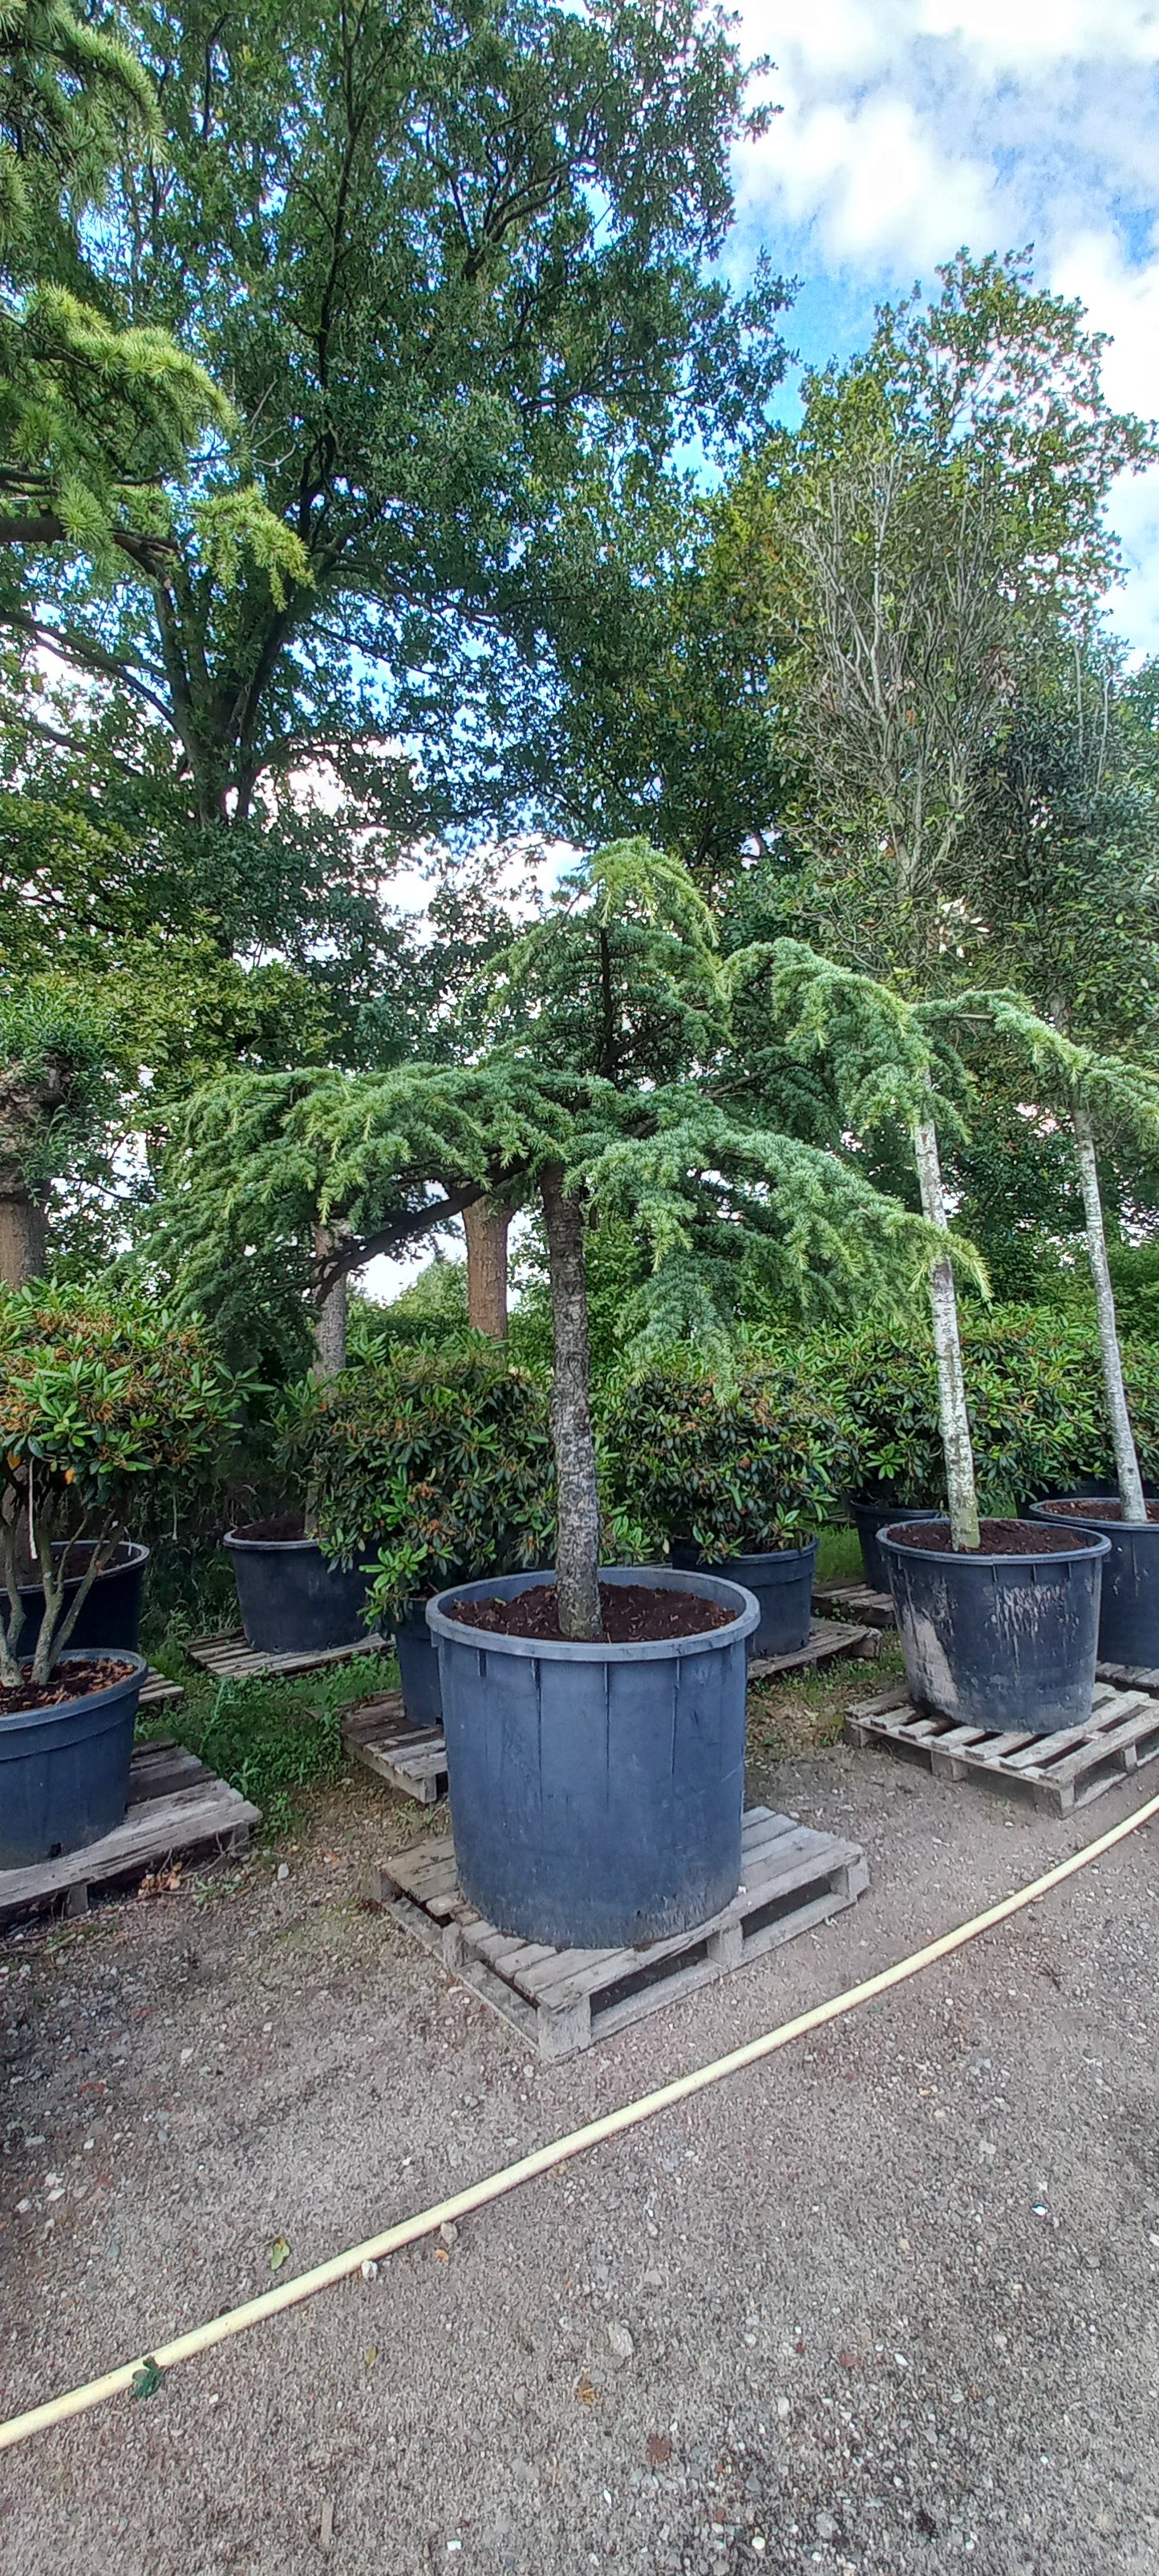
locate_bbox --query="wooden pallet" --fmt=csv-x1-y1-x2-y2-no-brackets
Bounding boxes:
0,1737,261,1927
845,1680,1159,1816
749,1616,881,1680
812,1578,896,1629
341,1692,448,1805
186,1628,386,1682
138,1666,185,1709
368,1806,869,2059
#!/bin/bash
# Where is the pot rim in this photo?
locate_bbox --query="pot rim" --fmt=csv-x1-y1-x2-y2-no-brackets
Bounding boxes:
0,1647,147,1733
671,1537,818,1570
428,1564,760,1662
224,1527,324,1555
1027,1498,1159,1534
879,1519,1111,1568
19,1538,149,1588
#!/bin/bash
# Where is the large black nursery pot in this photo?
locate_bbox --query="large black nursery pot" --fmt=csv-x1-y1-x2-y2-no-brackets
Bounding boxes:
0,1649,147,1868
224,1519,375,1656
393,1600,443,1729
879,1519,1109,1736
849,1499,940,1594
2,1541,149,1659
1029,1499,1159,1668
427,1566,760,1947
670,1536,816,1655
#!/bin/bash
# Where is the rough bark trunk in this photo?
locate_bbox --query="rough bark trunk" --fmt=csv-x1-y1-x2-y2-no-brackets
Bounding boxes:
1072,1097,1147,1523
540,1162,604,1641
912,1114,980,1551
0,1175,47,1288
312,1227,348,1379
463,1197,511,1340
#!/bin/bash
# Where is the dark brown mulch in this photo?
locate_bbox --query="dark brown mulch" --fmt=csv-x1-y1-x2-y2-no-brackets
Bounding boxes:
0,1658,135,1719
1031,1497,1159,1524
889,1519,1102,1556
444,1582,735,1644
230,1514,306,1543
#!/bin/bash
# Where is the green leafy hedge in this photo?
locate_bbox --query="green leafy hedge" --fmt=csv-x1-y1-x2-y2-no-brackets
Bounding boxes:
817,1309,1159,1510
602,1360,850,1558
278,1345,556,1627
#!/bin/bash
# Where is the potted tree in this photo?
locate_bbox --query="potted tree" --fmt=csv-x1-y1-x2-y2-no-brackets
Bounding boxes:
280,1344,557,1724
753,944,1110,1733
942,993,1159,1669
0,1284,241,1866
602,1358,849,1653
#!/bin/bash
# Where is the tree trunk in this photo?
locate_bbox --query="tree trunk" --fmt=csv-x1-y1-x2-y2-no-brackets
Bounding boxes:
0,1172,47,1288
912,1114,980,1551
463,1196,511,1340
540,1162,604,1640
312,1227,348,1378
1072,1096,1147,1523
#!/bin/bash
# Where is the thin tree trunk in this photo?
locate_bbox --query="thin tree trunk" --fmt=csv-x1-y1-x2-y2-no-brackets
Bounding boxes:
463,1197,511,1340
312,1227,348,1378
0,1175,46,1288
1072,1097,1147,1523
540,1163,603,1641
912,1114,980,1551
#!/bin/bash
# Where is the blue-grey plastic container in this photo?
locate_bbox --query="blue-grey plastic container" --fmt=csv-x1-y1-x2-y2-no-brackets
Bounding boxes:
849,1501,940,1593
671,1538,817,1655
224,1526,375,1656
0,1649,146,1867
394,1601,443,1729
427,1567,760,1947
2,1541,149,1660
879,1519,1108,1735
1029,1500,1159,1668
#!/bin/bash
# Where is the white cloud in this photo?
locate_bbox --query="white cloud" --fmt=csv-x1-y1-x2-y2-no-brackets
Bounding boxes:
737,0,1159,649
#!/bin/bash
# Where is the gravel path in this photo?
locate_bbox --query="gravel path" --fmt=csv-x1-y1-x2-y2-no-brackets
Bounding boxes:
2,1722,1157,2576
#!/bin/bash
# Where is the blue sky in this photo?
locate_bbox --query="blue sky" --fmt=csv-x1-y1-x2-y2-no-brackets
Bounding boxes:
729,0,1159,654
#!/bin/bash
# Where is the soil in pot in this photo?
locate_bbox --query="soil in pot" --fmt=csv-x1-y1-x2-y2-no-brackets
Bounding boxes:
1029,1497,1159,1667
0,1656,135,1718
444,1581,735,1644
879,1516,1108,1736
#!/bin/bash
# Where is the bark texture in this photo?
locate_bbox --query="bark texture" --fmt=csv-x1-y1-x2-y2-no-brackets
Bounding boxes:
1072,1098,1147,1523
312,1227,348,1378
0,1178,47,1289
912,1115,981,1551
463,1196,511,1340
540,1162,603,1641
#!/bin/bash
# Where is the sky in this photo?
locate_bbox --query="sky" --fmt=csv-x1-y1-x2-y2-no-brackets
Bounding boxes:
730,0,1159,654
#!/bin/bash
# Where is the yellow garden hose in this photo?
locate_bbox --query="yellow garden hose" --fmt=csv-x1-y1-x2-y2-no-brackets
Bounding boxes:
2,1783,1157,2457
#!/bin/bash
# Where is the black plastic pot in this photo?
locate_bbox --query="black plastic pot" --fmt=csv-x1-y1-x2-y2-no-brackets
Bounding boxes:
670,1537,817,1655
849,1500,940,1594
393,1601,443,1729
427,1567,760,1947
1029,1500,1159,1668
2,1541,149,1661
224,1522,375,1656
879,1520,1109,1735
0,1649,147,1868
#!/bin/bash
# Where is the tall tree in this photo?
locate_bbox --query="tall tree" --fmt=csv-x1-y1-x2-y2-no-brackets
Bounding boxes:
18,0,787,835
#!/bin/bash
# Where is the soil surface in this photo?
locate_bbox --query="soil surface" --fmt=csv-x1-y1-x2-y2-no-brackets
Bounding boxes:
230,1515,308,1545
1031,1498,1159,1524
887,1519,1099,1557
2,1674,1159,2576
0,1657,135,1719
444,1583,735,1643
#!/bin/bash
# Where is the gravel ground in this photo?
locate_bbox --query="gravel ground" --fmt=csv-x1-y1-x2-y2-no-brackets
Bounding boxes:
2,1685,1158,2576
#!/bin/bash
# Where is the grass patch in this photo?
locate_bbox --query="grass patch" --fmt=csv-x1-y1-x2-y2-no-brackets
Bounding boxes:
139,1652,399,1838
747,1634,904,1762
814,1523,865,1583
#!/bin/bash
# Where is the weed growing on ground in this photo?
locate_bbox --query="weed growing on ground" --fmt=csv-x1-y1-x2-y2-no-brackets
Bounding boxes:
140,1652,398,1836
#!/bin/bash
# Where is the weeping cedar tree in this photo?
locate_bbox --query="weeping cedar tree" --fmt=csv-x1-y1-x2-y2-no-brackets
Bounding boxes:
740,940,990,1551
155,846,955,1637
936,991,1159,1524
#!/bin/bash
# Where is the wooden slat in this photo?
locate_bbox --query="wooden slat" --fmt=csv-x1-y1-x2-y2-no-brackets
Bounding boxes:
845,1682,1159,1816
0,1746,260,1927
748,1618,881,1682
370,1804,869,2058
340,1695,448,1807
137,1668,186,1709
187,1629,386,1680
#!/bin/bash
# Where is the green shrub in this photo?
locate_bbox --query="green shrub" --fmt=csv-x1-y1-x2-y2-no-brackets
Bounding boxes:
819,1308,1159,1510
0,1283,245,1683
602,1360,850,1558
278,1345,556,1626
346,1260,470,1359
